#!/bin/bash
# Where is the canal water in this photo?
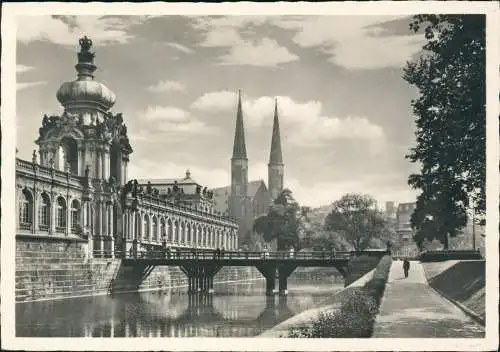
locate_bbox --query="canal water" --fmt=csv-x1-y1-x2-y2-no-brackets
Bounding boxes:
16,277,343,337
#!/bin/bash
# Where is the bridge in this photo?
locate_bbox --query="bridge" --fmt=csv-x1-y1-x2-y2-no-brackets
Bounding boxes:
119,249,386,296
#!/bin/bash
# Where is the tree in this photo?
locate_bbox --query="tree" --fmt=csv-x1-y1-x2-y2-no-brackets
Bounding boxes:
324,194,387,251
403,15,485,249
253,189,309,250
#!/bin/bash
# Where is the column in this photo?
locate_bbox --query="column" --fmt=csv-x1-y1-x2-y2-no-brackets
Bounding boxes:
193,226,197,247
101,151,106,181
109,204,114,237
122,209,127,240
99,203,104,257
149,215,153,243
50,192,56,234
32,191,39,234
77,145,84,176
66,196,71,235
132,211,137,241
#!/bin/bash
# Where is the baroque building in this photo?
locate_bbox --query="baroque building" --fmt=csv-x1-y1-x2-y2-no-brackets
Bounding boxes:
211,90,285,243
15,37,238,260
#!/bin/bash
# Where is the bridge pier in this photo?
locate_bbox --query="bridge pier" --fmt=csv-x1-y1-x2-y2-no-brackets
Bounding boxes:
180,264,222,295
278,265,298,296
256,264,277,296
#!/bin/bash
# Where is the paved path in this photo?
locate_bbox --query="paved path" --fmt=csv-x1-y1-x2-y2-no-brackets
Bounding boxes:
373,260,484,337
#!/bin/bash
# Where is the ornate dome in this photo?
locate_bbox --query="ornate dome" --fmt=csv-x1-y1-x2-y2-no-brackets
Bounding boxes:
56,36,116,113
57,80,116,112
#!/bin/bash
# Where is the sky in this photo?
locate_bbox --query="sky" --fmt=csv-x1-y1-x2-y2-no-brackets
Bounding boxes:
16,15,426,208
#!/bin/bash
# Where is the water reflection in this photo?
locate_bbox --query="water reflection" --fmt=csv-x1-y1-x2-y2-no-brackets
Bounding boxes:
17,279,341,337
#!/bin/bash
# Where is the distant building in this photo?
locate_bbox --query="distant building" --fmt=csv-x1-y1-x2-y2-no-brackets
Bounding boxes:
396,202,416,244
210,92,285,243
385,201,395,218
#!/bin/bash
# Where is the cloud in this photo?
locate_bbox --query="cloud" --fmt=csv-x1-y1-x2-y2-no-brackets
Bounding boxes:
142,106,189,121
147,80,186,93
17,64,34,73
17,81,47,91
191,91,384,147
191,91,237,111
136,105,218,138
16,15,146,46
218,38,299,67
192,16,298,67
270,16,425,70
165,42,193,54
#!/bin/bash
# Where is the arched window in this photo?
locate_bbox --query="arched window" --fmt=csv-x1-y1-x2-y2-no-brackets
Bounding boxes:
135,212,142,240
186,224,192,244
71,199,81,233
39,193,51,231
159,218,165,242
167,219,173,242
56,197,67,232
174,221,180,243
152,216,158,242
58,146,66,172
179,222,185,244
19,189,33,229
60,137,78,174
144,214,150,240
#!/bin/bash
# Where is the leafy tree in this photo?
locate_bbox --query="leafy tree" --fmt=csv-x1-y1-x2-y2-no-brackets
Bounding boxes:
253,189,309,250
324,194,387,251
403,15,485,249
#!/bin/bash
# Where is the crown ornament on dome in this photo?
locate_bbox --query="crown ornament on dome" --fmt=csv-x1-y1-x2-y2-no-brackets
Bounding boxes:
56,36,116,113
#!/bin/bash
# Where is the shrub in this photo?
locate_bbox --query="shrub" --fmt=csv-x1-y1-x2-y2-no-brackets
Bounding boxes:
364,254,392,306
289,289,377,338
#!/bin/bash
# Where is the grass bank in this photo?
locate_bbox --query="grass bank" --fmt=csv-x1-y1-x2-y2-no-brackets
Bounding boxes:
422,260,485,323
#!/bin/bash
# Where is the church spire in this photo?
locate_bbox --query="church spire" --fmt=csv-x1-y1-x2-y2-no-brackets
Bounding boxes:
269,98,283,164
232,89,247,159
268,98,284,201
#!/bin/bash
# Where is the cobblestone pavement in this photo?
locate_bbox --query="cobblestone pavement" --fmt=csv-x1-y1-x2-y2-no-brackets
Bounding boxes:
372,260,484,338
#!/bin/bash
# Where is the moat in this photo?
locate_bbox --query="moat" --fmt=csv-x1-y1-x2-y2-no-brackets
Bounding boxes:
16,277,343,337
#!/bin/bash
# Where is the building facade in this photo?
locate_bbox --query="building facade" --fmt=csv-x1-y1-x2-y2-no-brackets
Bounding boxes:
15,37,238,260
211,91,285,243
396,202,416,244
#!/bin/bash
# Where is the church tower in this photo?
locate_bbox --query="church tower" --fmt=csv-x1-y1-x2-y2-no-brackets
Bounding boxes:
268,98,284,201
229,90,250,241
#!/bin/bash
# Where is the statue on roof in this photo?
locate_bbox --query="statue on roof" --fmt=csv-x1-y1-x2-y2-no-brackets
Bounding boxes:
79,36,93,53
32,150,38,164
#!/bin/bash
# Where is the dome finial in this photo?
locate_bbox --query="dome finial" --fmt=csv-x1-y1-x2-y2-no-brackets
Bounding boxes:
185,169,191,179
76,36,96,81
79,36,93,53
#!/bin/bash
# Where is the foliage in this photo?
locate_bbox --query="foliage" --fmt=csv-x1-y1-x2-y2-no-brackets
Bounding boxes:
324,193,387,251
289,290,377,338
403,15,486,249
253,189,309,250
363,255,392,306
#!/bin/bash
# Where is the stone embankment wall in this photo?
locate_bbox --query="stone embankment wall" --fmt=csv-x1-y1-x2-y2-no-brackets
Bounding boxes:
344,255,382,287
15,237,261,303
422,260,485,322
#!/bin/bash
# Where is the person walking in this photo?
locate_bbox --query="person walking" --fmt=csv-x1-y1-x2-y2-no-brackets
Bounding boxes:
403,258,410,278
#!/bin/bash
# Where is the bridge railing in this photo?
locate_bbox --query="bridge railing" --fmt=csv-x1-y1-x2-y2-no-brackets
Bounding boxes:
123,249,351,260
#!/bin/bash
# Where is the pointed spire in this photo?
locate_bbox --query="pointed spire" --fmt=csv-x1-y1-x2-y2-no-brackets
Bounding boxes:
232,89,247,159
269,98,283,164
